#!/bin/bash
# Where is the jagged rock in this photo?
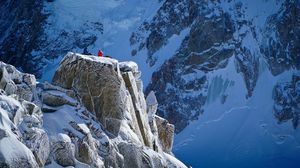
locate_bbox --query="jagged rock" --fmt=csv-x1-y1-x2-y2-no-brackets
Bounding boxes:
0,67,17,95
15,84,34,101
102,144,124,168
146,91,158,118
52,133,76,167
52,53,154,148
155,115,174,153
119,61,141,79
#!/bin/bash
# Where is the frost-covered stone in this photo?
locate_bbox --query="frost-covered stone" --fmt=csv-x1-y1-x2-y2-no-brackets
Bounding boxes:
52,133,76,167
0,101,39,168
0,135,39,168
23,128,50,167
77,134,104,168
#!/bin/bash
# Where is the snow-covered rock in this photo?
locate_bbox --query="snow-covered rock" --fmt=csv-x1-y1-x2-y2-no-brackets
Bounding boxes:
0,61,48,167
0,57,186,167
52,134,76,167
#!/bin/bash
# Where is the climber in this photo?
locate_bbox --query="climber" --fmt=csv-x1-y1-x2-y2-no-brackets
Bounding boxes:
97,50,103,57
82,47,91,55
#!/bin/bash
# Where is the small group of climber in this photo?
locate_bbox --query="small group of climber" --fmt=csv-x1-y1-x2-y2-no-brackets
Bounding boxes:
82,47,111,58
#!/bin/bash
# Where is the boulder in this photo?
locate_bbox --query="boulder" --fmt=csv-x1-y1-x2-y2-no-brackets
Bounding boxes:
42,90,77,107
0,135,39,168
52,134,76,167
23,128,50,167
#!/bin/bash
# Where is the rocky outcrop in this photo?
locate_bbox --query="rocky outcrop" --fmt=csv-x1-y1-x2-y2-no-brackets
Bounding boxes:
0,56,186,167
273,74,300,128
52,53,126,135
47,53,186,167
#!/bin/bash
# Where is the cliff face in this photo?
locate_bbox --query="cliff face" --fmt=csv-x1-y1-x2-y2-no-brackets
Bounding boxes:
0,0,45,76
0,53,186,168
131,0,300,132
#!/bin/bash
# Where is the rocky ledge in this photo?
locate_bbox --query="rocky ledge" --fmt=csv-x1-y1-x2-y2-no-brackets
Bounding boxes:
0,52,186,168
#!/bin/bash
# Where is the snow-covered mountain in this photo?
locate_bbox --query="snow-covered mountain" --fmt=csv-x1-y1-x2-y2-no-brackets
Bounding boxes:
0,0,300,167
0,53,186,167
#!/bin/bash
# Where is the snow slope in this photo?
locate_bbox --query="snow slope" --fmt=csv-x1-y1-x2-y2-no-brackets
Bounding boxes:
173,58,300,168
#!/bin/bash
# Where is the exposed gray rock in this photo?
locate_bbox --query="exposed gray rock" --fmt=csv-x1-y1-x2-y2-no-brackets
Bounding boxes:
122,71,152,147
0,96,39,168
77,134,104,168
155,115,174,154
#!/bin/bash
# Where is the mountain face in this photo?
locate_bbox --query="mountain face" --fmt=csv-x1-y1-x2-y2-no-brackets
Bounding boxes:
0,0,45,76
131,0,300,133
0,53,186,168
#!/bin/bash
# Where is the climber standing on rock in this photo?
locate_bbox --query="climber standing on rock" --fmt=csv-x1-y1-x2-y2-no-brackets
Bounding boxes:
97,50,103,57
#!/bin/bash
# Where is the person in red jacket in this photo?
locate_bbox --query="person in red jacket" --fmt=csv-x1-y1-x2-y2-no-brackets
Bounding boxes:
97,50,103,57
